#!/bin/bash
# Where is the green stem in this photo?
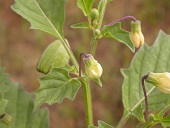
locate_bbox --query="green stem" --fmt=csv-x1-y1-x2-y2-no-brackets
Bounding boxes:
82,80,93,127
90,38,98,56
79,1,108,127
59,35,94,128
90,0,107,56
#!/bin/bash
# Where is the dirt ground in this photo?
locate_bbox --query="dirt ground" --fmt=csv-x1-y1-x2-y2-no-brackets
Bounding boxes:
0,0,170,127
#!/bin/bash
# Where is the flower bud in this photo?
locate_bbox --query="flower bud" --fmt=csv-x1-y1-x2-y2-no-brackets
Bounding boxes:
130,20,144,48
90,8,99,20
148,114,156,121
94,29,100,36
83,54,103,79
145,72,170,94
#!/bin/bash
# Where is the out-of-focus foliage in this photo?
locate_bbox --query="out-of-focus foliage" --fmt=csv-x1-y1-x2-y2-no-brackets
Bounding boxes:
0,66,49,128
0,66,9,115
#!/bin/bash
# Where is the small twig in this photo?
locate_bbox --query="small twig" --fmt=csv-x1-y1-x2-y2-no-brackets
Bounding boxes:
107,15,136,26
142,74,149,121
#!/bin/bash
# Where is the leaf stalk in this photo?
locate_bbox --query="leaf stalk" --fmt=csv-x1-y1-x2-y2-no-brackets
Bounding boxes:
142,74,149,121
107,16,136,26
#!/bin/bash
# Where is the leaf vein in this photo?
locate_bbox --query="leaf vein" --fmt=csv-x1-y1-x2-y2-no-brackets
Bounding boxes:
33,0,60,38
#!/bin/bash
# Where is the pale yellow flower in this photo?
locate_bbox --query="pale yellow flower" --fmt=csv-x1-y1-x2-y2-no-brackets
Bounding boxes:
130,20,144,48
146,72,170,94
83,54,103,79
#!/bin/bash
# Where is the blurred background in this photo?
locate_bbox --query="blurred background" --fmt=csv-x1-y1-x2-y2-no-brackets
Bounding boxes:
0,0,170,127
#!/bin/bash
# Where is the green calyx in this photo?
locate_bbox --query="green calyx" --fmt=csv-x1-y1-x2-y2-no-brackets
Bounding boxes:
131,20,141,33
83,54,103,79
83,54,98,68
36,40,69,74
145,72,159,86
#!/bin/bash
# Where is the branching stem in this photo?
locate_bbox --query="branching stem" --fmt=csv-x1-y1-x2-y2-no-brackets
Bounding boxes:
91,0,107,56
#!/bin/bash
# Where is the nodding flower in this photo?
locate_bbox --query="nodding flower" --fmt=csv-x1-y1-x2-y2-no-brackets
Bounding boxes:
83,54,103,79
145,72,170,94
130,20,144,48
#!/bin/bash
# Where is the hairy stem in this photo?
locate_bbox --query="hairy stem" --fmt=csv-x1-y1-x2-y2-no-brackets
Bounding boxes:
79,53,94,127
82,80,93,127
90,38,98,56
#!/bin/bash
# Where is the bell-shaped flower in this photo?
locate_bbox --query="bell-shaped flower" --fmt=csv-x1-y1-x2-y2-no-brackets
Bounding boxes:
145,72,170,94
130,20,144,48
83,54,103,79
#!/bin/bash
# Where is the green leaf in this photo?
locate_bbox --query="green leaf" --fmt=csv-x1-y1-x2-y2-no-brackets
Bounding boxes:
0,66,10,116
92,78,102,87
34,68,81,110
0,67,10,93
0,66,48,127
0,99,8,115
77,0,95,16
0,83,49,128
71,22,90,29
121,31,170,122
161,114,170,128
132,104,145,122
11,0,66,38
89,120,113,128
101,23,135,52
98,0,107,16
36,40,69,74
